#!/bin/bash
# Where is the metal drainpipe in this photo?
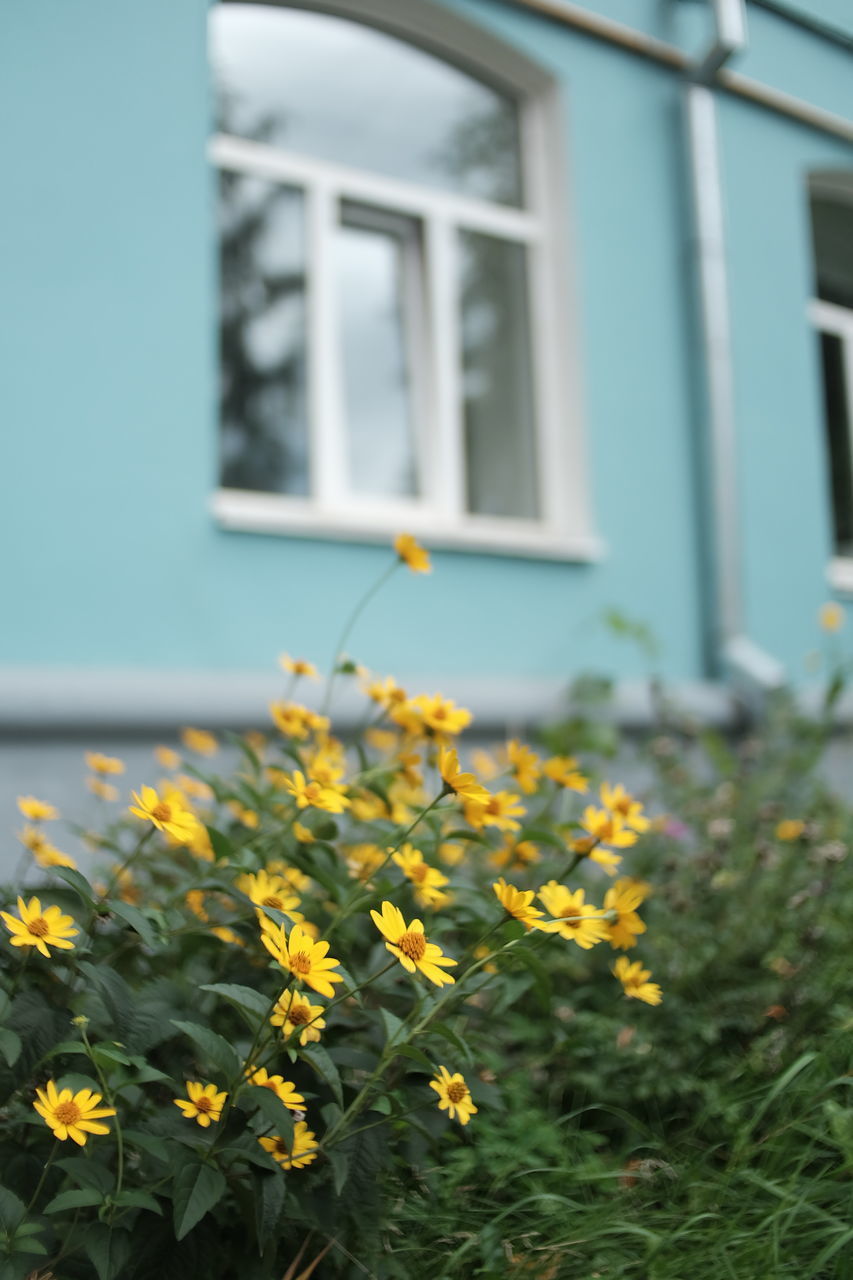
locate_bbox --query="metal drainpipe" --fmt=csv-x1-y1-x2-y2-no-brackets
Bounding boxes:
685,0,786,704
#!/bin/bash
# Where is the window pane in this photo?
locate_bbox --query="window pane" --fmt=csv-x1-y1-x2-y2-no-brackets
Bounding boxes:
211,4,523,207
819,332,853,557
811,194,853,309
459,232,539,519
219,172,309,495
337,206,420,499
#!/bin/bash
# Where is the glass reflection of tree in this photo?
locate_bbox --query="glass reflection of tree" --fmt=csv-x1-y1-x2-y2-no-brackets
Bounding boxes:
218,95,309,495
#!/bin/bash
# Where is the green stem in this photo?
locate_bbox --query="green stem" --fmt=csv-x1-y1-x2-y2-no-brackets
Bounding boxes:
26,1139,59,1213
322,559,399,715
81,1030,123,1220
101,827,155,904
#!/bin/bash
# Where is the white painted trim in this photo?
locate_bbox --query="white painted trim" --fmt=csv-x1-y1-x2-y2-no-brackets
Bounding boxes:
827,556,853,595
210,487,605,560
809,298,853,338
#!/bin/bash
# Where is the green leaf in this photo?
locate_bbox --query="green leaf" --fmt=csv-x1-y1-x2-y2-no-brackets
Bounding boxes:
240,1085,295,1146
0,1186,27,1231
53,866,98,906
254,1169,286,1253
206,826,234,863
105,899,159,948
200,983,270,1019
379,1008,405,1046
172,1161,227,1241
113,1188,162,1215
47,1039,90,1059
394,1044,433,1070
121,1129,171,1163
56,1156,114,1194
0,989,10,1022
370,1096,393,1115
8,1236,48,1256
44,1187,105,1213
91,1043,133,1068
328,1148,350,1195
170,1019,240,1077
0,1027,22,1066
300,1045,343,1106
430,1021,474,1066
84,1222,133,1280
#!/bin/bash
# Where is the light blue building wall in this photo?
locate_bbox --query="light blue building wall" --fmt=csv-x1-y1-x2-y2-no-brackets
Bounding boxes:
1,0,852,718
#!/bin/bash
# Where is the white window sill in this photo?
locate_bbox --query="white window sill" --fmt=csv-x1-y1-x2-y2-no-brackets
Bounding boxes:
827,556,853,595
211,489,604,563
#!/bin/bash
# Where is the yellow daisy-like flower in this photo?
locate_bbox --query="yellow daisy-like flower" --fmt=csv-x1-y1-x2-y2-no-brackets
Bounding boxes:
174,1081,227,1127
259,1122,319,1170
820,601,844,632
542,756,588,792
128,785,199,843
349,790,389,821
269,701,315,740
261,922,344,998
279,653,320,680
409,693,471,737
394,532,431,574
430,1066,478,1125
579,806,638,849
174,774,215,804
33,1081,116,1145
179,727,218,756
212,925,245,947
776,819,805,842
268,861,312,894
228,800,259,829
603,878,648,950
84,751,125,776
18,826,77,870
489,836,540,873
537,882,609,949
507,740,541,794
370,901,457,986
492,878,560,933
613,957,662,1006
87,778,119,802
245,1066,306,1111
438,747,491,805
236,870,304,925
17,796,59,822
464,790,526,832
600,783,650,834
1,897,78,958
185,889,209,922
281,771,350,814
568,834,624,875
363,675,408,709
392,844,450,909
270,989,325,1045
154,744,181,770
438,841,465,867
292,821,315,845
345,842,387,882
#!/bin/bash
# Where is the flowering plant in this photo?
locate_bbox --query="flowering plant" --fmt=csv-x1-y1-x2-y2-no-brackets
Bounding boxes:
0,537,663,1279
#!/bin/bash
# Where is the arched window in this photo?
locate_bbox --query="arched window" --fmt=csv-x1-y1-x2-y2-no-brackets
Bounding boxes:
210,0,595,558
809,172,853,579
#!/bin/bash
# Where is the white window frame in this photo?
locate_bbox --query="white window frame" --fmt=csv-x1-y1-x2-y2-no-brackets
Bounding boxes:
210,0,601,562
812,298,853,594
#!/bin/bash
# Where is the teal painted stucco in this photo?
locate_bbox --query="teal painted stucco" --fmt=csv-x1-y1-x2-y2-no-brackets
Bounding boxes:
1,0,852,695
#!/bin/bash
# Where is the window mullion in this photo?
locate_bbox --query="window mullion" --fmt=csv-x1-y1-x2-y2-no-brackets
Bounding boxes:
308,181,347,506
425,216,464,518
842,329,853,511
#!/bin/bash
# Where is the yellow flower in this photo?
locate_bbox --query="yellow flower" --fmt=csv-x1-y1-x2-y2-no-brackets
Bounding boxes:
269,701,323,740
394,532,431,574
18,826,77,870
212,925,245,947
261,922,344,998
580,807,638,849
154,745,181,770
345,842,387,881
2,897,78,957
236,870,304,925
613,957,662,1005
603,878,648,950
33,1081,116,1146
259,1121,319,1170
600,783,650,834
569,835,624,875
470,747,503,780
537,883,609,949
185,889,209,922
174,1081,227,1127
349,791,389,821
281,771,350,814
464,790,526,832
292,821,314,845
228,801,259,829
492,878,560,933
17,796,59,822
429,1066,478,1125
776,819,805,842
507,740,541,794
180,727,218,756
409,693,471,736
542,757,588,792
392,845,450,909
245,1066,306,1110
84,751,125,776
279,653,320,680
270,989,325,1045
489,836,540,873
370,901,457,986
128,785,200,843
820,601,844,632
185,823,215,862
438,747,491,805
438,841,465,867
363,675,408,709
87,778,119,802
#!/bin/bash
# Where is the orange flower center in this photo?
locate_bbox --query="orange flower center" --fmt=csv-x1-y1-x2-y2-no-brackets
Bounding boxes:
54,1100,82,1126
27,916,50,937
263,895,284,910
560,914,582,929
409,863,428,884
274,1138,290,1155
289,950,312,975
152,802,172,823
288,1005,310,1025
195,1096,213,1112
446,1082,467,1104
397,930,426,961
